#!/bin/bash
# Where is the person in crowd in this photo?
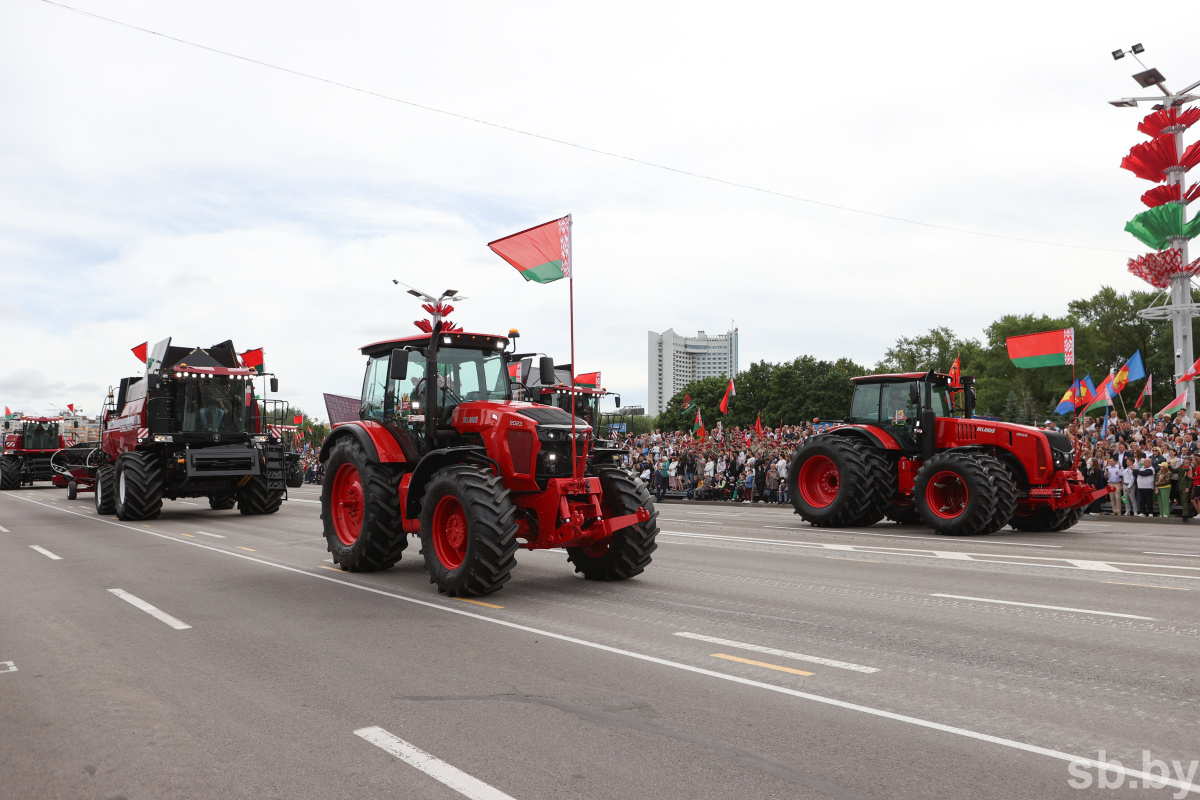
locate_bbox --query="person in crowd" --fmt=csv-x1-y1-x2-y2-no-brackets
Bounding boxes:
1155,462,1174,517
742,469,755,504
1104,458,1123,516
1121,458,1138,516
1134,458,1155,517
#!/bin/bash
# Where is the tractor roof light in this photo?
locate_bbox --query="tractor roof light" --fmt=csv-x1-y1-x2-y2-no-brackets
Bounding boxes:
1132,43,1145,55
1113,49,1125,61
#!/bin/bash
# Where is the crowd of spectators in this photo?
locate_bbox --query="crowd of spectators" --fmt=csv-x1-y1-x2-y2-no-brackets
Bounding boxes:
1066,408,1200,518
614,421,829,504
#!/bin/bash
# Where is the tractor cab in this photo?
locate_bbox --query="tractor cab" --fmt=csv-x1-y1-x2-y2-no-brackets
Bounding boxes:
20,419,62,451
848,372,974,452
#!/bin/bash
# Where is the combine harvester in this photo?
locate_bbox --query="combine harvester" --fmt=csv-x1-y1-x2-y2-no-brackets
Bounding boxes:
1,415,77,490
318,289,659,597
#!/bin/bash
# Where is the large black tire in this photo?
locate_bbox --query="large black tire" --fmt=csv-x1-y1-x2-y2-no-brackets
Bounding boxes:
418,465,518,596
884,501,923,525
115,452,165,521
971,453,1018,534
94,465,115,514
67,481,78,500
0,455,20,490
567,469,659,581
1053,507,1084,531
321,437,406,571
913,452,996,536
788,436,891,527
1009,507,1067,532
209,492,237,510
238,476,283,515
285,457,304,488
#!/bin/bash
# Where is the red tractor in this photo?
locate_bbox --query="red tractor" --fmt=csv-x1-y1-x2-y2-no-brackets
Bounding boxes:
318,291,659,597
1,416,74,490
93,338,289,520
788,371,1106,535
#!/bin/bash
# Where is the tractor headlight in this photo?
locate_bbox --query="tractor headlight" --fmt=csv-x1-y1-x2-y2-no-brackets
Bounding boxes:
252,435,268,444
154,435,173,443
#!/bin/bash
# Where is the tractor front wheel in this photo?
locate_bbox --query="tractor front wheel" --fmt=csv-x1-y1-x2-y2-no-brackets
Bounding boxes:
285,457,304,488
913,453,996,536
971,453,1018,534
788,436,891,527
0,455,20,490
209,492,237,510
115,452,165,521
238,477,283,515
418,465,518,597
321,437,405,571
567,469,659,581
94,465,115,514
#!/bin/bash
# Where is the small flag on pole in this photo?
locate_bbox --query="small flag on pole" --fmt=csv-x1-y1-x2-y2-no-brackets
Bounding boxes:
487,216,572,283
719,377,736,414
1005,328,1074,368
1158,389,1188,417
692,407,705,440
1176,355,1200,384
1135,374,1151,409
239,349,265,374
575,372,600,389
1112,350,1146,393
132,342,148,364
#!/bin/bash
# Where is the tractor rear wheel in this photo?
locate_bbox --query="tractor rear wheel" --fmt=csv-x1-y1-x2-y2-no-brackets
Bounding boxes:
971,454,1018,533
321,437,405,571
115,452,164,521
788,436,890,527
913,453,996,536
209,492,237,510
0,455,20,490
418,465,519,596
94,465,115,514
567,469,659,581
238,477,283,515
1009,507,1068,532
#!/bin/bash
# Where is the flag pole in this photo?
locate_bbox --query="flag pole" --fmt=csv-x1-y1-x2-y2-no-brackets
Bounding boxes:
1071,360,1079,471
567,215,577,479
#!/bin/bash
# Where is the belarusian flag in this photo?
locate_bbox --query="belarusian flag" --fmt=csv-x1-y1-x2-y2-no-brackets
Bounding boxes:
132,342,148,364
1006,328,1074,368
239,348,265,373
1158,389,1188,417
1085,373,1115,413
575,371,600,388
681,393,692,412
692,407,705,440
1176,355,1200,384
1135,374,1151,409
719,377,736,414
508,363,520,381
3,406,9,418
293,414,303,425
487,215,572,284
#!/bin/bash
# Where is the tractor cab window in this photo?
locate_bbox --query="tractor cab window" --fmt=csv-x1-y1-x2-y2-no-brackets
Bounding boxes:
361,349,430,423
880,382,919,426
23,422,58,450
849,383,881,424
175,376,249,433
431,348,510,424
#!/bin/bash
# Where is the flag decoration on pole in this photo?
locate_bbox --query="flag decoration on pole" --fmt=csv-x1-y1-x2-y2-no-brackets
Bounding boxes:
487,216,572,283
1112,350,1146,394
67,404,75,413
239,348,265,374
132,342,148,365
754,413,763,438
1158,389,1189,417
1005,328,1074,368
1135,374,1152,409
1175,354,1200,384
507,363,520,381
1055,374,1097,415
4,406,10,418
574,372,600,389
681,393,692,412
719,377,736,414
1085,373,1116,413
293,415,303,425
692,407,705,440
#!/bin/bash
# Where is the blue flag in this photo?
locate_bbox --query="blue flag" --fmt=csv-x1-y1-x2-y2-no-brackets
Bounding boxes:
1125,350,1146,382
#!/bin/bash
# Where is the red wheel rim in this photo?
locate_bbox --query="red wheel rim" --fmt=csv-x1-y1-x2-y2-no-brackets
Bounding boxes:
432,495,468,570
331,463,364,546
925,470,968,519
798,455,839,508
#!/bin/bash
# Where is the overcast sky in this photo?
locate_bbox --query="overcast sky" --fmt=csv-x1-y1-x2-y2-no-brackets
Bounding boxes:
0,0,1189,419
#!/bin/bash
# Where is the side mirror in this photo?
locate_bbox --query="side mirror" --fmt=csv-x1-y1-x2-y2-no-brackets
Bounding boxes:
539,356,555,386
908,383,920,405
270,377,279,393
74,420,80,429
614,395,621,407
965,387,977,418
388,349,409,381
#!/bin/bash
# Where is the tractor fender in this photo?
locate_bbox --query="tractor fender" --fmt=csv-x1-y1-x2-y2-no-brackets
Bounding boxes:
404,446,500,520
827,425,900,451
318,421,407,464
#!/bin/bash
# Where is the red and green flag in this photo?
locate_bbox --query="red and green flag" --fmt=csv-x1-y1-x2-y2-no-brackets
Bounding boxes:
1158,389,1188,417
1005,328,1074,369
508,363,520,381
1135,374,1152,409
132,342,148,365
692,407,705,440
293,414,303,425
487,215,572,284
1085,373,1115,413
239,348,265,374
575,371,600,388
681,393,692,412
719,377,736,414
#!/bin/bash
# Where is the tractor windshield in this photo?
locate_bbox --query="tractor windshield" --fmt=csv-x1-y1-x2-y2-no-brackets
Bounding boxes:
853,380,953,426
362,347,510,428
175,376,249,433
22,422,59,450
544,390,600,428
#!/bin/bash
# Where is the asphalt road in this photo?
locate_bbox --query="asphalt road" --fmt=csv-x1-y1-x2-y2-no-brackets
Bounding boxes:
2,486,1199,799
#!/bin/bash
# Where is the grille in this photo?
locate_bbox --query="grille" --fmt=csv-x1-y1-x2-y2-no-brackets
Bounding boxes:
508,429,535,475
193,456,255,472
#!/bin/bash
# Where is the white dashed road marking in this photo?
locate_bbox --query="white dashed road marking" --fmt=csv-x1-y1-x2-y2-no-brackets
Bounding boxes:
355,726,515,800
675,632,879,673
29,545,62,560
108,589,192,630
930,594,1154,620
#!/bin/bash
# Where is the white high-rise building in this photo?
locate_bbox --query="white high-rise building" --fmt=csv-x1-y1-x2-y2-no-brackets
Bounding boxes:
647,328,739,417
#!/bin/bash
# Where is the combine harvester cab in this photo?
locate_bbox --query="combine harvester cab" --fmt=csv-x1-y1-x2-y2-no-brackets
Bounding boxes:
92,338,289,521
318,294,658,597
788,371,1106,535
0,416,73,490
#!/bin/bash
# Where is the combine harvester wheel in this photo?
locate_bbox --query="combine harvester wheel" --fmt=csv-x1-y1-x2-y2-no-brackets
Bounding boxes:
115,453,164,521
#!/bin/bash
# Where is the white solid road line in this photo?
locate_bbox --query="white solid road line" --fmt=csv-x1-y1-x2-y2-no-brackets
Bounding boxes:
930,594,1154,621
761,525,1063,548
194,531,226,538
1144,551,1200,558
659,517,720,524
107,588,192,630
675,632,879,673
0,524,9,532
355,726,515,800
29,545,62,560
7,494,1198,796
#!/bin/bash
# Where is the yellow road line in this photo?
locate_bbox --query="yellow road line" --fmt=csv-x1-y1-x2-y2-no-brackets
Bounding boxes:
711,653,813,676
454,598,504,609
825,556,880,563
237,546,255,552
1101,581,1189,591
318,565,342,572
178,533,195,538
